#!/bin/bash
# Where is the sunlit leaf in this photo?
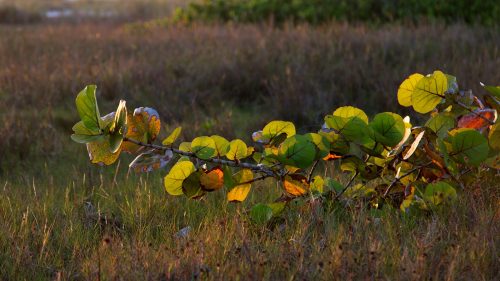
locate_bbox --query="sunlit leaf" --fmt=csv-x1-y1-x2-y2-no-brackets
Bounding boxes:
310,175,324,193
333,106,369,124
283,174,309,196
226,139,248,160
122,107,161,153
129,149,173,173
304,133,330,159
86,112,120,166
75,85,101,134
425,113,455,138
200,167,224,191
324,115,370,144
450,128,489,166
424,182,457,205
369,112,405,147
262,120,296,141
211,135,230,157
164,160,196,196
227,169,253,202
162,127,182,146
398,73,424,107
191,136,216,160
457,109,497,130
403,130,425,160
109,100,127,153
277,135,316,169
412,70,447,114
178,142,192,152
488,123,500,151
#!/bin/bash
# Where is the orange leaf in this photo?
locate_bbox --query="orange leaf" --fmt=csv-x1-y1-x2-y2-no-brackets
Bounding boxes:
457,109,497,130
122,107,161,153
283,174,309,196
200,167,224,191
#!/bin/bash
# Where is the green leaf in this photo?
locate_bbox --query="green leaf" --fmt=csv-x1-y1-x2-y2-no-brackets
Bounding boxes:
324,115,370,144
164,160,196,196
424,182,457,205
129,149,174,173
450,128,489,166
249,203,274,225
191,136,216,160
262,120,296,141
162,127,182,146
333,106,369,124
324,178,344,193
412,70,447,114
304,133,330,159
369,112,405,147
488,123,500,151
226,139,248,160
71,121,105,143
75,85,102,133
182,171,205,199
482,84,500,98
425,113,456,139
398,73,424,107
277,135,316,169
227,169,253,202
109,100,127,153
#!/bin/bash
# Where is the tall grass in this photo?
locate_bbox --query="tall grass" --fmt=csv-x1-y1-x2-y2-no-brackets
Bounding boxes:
0,22,499,172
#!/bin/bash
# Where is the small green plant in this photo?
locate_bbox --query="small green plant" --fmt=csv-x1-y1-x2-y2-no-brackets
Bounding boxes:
72,71,499,224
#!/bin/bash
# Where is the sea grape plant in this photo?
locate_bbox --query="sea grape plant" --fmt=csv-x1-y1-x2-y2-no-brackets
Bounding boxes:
72,71,499,222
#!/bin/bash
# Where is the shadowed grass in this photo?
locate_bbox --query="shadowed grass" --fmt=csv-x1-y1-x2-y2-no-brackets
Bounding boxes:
0,157,498,280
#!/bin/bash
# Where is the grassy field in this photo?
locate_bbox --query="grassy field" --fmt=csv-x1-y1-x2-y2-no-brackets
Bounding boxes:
0,18,499,280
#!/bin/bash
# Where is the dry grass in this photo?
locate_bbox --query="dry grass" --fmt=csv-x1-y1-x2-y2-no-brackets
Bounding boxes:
0,21,499,280
0,165,498,280
0,22,498,167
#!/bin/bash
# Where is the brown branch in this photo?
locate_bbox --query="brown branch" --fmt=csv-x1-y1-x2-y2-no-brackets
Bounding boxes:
334,171,359,201
382,161,433,198
123,137,276,177
307,160,320,183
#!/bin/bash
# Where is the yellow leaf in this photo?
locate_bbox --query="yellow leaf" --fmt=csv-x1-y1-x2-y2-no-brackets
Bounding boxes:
412,71,447,114
397,73,423,107
227,169,253,202
162,126,182,146
283,174,309,196
164,161,196,196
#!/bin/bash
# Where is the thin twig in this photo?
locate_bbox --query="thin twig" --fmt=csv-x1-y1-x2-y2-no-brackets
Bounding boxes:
307,160,320,183
123,137,276,176
455,100,495,125
382,161,433,198
334,171,359,201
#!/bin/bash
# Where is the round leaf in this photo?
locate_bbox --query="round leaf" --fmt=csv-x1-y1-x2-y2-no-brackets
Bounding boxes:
227,169,253,202
369,112,405,147
191,136,217,160
211,135,230,157
226,139,248,160
164,161,196,196
200,167,224,191
262,120,296,140
398,73,424,107
412,70,447,114
333,106,369,124
450,128,489,166
162,126,182,146
122,107,161,153
277,135,316,169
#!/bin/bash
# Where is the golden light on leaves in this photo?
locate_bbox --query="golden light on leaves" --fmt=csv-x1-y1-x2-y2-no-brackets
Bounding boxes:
122,107,161,154
200,167,224,191
283,174,309,196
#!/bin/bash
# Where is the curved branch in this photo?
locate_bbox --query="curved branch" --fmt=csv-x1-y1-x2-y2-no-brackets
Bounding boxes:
123,137,276,177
